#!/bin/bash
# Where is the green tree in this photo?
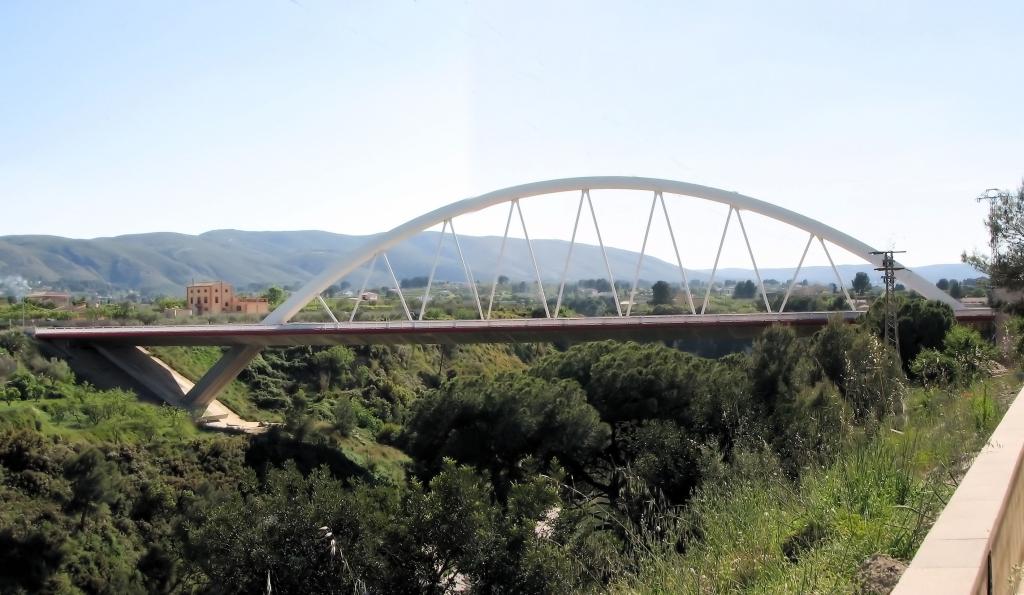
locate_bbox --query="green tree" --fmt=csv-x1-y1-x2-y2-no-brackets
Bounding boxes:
949,279,963,299
7,370,45,400
403,373,609,494
936,278,950,291
811,317,856,393
619,418,701,503
332,396,357,436
153,296,186,310
531,341,741,506
963,181,1024,289
0,528,65,593
65,447,122,528
37,357,73,385
749,326,802,422
112,301,134,320
263,286,286,308
0,331,30,355
942,325,996,384
911,326,995,387
186,466,357,594
865,298,953,365
186,463,579,594
895,299,954,364
311,345,355,391
732,280,757,299
650,281,674,306
852,271,872,294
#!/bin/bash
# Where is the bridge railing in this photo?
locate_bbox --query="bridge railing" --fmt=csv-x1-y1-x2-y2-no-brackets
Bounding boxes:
894,382,1024,594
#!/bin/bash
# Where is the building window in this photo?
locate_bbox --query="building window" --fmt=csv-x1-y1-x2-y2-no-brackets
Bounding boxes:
204,297,208,304
215,296,219,304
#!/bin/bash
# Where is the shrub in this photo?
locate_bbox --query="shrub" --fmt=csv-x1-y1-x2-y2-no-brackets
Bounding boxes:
37,358,73,384
911,326,997,387
910,348,957,386
0,331,29,356
8,370,46,400
376,422,403,446
943,326,997,383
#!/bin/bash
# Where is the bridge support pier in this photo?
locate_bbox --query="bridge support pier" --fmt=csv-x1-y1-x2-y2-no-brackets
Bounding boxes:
185,345,262,410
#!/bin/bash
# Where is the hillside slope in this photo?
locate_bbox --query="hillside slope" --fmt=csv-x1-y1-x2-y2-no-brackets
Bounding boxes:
0,230,984,296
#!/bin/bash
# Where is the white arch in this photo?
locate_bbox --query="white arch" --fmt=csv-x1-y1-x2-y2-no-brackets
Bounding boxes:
266,176,962,324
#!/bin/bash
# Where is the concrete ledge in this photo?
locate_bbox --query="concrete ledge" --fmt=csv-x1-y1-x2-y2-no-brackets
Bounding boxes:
893,383,1024,595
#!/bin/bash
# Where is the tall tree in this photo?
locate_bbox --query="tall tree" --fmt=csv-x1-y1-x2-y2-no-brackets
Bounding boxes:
402,373,609,492
65,448,121,528
733,280,757,299
650,280,674,305
852,272,872,294
262,286,286,308
963,181,1024,288
949,279,963,299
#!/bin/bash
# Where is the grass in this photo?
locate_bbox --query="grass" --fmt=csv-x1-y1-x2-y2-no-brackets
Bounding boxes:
335,427,410,483
609,373,1019,593
1,388,200,445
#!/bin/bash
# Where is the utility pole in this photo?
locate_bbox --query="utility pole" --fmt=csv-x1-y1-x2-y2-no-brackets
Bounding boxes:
871,250,905,363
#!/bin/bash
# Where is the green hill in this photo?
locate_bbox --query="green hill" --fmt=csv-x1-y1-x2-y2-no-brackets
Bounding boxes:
0,229,983,298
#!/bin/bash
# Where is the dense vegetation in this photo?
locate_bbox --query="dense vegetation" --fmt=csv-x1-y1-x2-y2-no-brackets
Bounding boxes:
0,295,1011,593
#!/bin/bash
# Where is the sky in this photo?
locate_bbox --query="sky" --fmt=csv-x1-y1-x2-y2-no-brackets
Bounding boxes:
1,1,1021,269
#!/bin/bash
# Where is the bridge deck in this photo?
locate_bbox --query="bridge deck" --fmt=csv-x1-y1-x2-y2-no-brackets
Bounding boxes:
32,309,993,347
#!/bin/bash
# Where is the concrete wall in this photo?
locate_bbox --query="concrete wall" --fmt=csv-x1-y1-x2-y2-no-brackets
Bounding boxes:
894,383,1024,594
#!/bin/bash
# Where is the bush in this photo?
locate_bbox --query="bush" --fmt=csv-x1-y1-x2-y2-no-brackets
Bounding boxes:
376,422,403,446
0,331,29,356
910,348,957,386
910,326,997,387
942,326,997,384
35,358,73,384
8,370,46,400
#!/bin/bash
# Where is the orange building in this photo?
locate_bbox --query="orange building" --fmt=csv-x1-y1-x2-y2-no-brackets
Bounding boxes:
236,297,269,315
187,281,234,315
186,281,270,316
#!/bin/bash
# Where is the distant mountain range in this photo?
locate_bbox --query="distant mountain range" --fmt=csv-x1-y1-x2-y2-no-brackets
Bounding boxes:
0,229,985,297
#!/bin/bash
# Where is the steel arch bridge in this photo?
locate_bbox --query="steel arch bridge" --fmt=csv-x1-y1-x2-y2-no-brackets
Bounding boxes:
37,176,970,408
267,176,960,323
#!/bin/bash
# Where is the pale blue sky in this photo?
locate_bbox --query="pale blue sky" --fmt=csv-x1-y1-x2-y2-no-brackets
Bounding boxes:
1,1,1021,268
